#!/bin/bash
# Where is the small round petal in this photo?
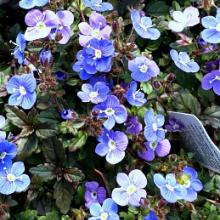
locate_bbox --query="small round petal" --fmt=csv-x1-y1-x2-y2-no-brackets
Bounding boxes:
89,203,102,217
155,139,171,157
153,174,166,188
11,162,25,176
116,173,130,188
111,188,129,206
106,149,125,164
128,169,147,188
102,198,118,213
21,92,37,109
95,143,109,157
15,174,30,192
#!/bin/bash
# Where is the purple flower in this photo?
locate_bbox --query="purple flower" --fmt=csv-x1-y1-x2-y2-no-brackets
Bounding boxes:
12,33,26,64
125,116,142,135
138,139,171,162
125,81,147,106
77,82,109,104
0,162,30,195
144,109,165,142
85,181,106,208
72,39,115,80
40,49,53,65
205,59,220,72
93,95,127,130
95,129,128,164
6,73,37,110
60,109,77,120
165,118,185,132
144,211,158,220
55,71,67,81
128,56,160,82
170,49,200,73
88,198,119,220
83,0,113,12
49,10,74,44
153,173,187,203
79,12,112,46
19,0,49,9
202,70,220,95
177,166,203,202
111,169,147,207
201,9,220,44
0,141,17,169
24,9,58,41
197,38,217,53
131,9,160,40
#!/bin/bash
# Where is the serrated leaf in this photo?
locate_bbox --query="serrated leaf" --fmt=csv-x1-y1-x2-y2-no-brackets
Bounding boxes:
30,164,56,182
53,181,74,214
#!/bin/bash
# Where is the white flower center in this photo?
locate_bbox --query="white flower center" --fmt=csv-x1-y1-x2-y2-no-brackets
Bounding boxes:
108,139,116,150
216,23,220,32
19,86,27,96
127,184,136,195
100,212,108,220
152,123,158,131
0,152,6,159
7,173,16,182
105,108,115,116
149,141,157,150
95,49,102,59
91,191,97,199
89,91,98,98
139,64,148,73
92,29,100,38
209,75,220,84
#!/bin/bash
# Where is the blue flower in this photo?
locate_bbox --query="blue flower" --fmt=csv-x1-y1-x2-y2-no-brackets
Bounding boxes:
0,141,16,169
89,198,119,220
111,169,147,207
0,161,30,195
170,49,200,73
153,173,187,203
73,39,115,80
177,166,203,202
6,74,37,110
60,109,77,120
77,82,110,104
95,129,128,164
131,9,160,40
0,116,6,141
83,0,113,12
201,9,220,44
144,211,158,220
128,56,160,82
93,95,127,130
125,81,147,106
19,0,49,9
40,49,53,65
144,109,165,142
12,33,26,65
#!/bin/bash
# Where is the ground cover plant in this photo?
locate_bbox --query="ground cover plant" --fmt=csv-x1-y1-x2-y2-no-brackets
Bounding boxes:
0,0,220,219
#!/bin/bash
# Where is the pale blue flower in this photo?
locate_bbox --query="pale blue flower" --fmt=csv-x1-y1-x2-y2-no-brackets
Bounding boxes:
83,0,113,12
112,169,147,207
144,109,165,142
95,129,128,164
0,116,6,141
170,49,200,73
131,9,160,40
0,162,30,195
153,173,187,203
19,0,49,9
201,8,220,44
177,166,203,202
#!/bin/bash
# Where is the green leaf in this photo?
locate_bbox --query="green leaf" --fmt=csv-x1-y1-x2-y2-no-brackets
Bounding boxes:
141,82,153,95
67,131,88,151
35,123,57,139
201,106,220,128
30,164,56,182
5,105,30,128
146,1,169,16
173,89,201,115
53,181,74,214
41,137,66,164
64,167,85,183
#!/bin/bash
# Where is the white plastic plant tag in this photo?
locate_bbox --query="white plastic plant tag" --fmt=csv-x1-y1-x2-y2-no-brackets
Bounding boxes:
168,111,220,173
